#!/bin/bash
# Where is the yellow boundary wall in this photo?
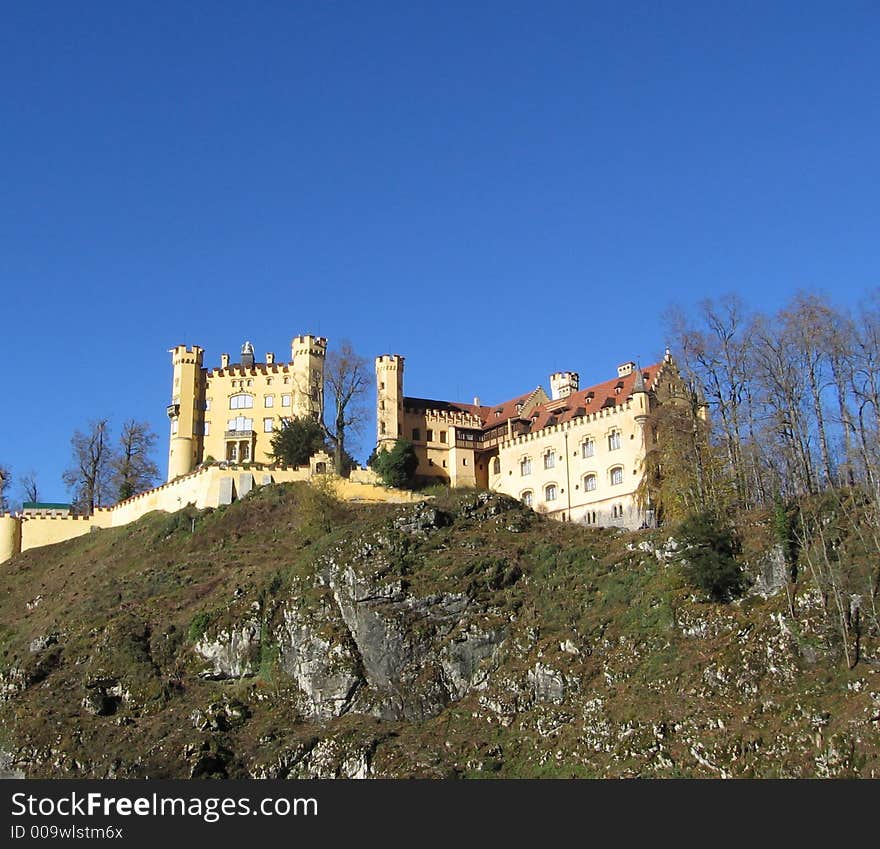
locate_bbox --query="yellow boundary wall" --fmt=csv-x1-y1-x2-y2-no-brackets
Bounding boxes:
0,460,422,565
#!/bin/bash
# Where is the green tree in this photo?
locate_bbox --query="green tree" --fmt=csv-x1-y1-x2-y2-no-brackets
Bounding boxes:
270,416,326,467
674,511,744,602
371,439,419,489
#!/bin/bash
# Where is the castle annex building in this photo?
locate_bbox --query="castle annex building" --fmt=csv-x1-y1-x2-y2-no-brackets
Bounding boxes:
376,351,685,530
167,335,326,480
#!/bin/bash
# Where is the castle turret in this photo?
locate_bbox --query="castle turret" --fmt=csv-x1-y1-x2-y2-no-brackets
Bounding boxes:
549,371,579,400
241,340,255,369
0,514,22,565
375,354,404,450
167,344,204,481
290,334,327,420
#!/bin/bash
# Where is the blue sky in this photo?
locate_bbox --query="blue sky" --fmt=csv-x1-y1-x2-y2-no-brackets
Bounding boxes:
3,2,879,504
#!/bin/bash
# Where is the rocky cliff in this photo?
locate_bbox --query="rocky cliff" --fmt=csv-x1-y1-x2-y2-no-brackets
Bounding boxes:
1,483,878,777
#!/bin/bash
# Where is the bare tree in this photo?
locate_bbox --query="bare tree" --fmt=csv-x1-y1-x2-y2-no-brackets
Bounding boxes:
62,419,115,514
0,464,10,512
321,341,369,476
113,419,160,501
20,470,39,504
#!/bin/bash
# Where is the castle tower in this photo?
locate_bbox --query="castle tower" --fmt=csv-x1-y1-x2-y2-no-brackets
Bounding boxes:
549,371,579,400
167,345,205,481
290,335,327,420
375,354,404,450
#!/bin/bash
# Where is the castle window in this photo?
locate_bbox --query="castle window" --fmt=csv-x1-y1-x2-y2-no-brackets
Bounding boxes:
263,418,273,433
283,376,290,384
241,443,250,461
230,394,254,410
520,457,532,476
521,490,533,507
171,419,178,435
610,466,624,486
492,457,501,475
462,458,468,466
426,429,433,442
281,394,291,407
204,399,212,412
228,416,253,432
440,430,447,444
428,458,434,466
545,484,557,502
412,428,421,441
544,451,555,470
380,400,385,411
203,422,210,436
228,444,237,461
265,395,274,408
442,460,447,468
246,379,253,387
380,421,386,434
581,438,594,458
608,430,621,451
584,473,597,492
267,378,272,386
380,382,385,391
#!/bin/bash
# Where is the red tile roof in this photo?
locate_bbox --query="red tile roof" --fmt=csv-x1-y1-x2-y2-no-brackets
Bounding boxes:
403,363,663,434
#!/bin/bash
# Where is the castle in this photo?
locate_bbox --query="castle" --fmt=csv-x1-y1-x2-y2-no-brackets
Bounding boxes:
376,350,684,529
167,335,327,480
0,332,686,565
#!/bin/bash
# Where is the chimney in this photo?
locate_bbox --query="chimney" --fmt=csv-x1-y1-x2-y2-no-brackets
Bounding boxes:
220,353,230,369
473,396,481,407
266,352,275,365
617,361,636,378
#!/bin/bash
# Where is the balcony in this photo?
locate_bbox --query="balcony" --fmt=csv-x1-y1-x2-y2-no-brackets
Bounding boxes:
225,430,255,440
166,403,180,419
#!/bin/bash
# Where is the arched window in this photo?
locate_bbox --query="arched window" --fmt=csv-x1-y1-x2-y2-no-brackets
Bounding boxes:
492,457,501,476
581,438,595,458
584,473,597,492
521,490,533,507
610,466,624,486
545,484,557,502
229,393,254,410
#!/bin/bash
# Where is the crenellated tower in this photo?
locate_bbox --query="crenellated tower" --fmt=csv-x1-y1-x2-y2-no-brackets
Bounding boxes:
549,371,579,400
167,344,205,480
290,334,327,420
375,354,404,451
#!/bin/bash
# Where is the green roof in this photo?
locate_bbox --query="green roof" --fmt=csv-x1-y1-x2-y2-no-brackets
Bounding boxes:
22,502,72,510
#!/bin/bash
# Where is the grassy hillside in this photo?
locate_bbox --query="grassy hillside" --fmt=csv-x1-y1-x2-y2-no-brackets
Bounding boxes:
1,482,878,778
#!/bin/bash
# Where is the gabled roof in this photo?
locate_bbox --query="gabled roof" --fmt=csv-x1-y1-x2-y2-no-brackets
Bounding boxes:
403,364,663,436
525,363,662,432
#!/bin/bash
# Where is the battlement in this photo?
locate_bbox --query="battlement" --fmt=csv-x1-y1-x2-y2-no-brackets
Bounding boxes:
376,354,404,366
291,335,328,360
169,345,205,366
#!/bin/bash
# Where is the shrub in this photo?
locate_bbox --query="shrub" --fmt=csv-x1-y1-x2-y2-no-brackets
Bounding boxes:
270,417,326,467
371,439,419,489
674,512,744,602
